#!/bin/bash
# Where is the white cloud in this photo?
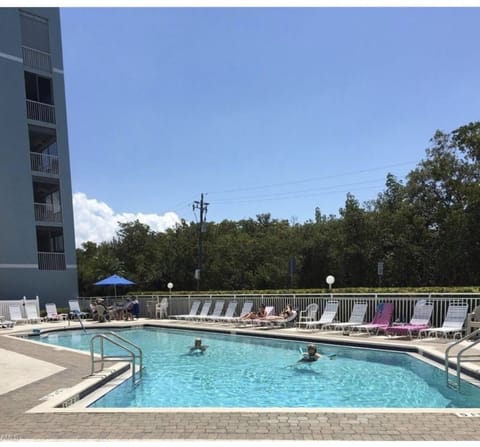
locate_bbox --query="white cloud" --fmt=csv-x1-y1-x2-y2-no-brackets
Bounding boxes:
72,192,181,247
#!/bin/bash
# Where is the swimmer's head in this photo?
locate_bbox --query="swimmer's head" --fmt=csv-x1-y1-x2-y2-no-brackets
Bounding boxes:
194,338,202,348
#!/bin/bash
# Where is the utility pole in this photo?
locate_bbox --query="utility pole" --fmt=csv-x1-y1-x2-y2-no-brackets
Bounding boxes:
193,193,209,290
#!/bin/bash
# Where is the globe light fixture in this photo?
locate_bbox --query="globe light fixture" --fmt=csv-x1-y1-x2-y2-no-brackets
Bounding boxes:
326,275,335,291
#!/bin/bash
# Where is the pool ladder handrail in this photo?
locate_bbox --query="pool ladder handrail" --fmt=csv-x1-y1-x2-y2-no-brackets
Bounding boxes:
69,311,87,334
445,328,480,390
90,331,143,386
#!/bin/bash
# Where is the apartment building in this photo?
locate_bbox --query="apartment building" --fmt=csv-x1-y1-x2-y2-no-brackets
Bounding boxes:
0,7,78,303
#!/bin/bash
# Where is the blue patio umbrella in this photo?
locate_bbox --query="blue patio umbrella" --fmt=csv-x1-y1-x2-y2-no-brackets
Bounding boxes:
94,274,135,297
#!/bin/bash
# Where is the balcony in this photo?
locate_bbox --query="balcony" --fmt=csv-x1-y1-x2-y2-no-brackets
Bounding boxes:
38,252,66,270
30,152,59,176
34,203,63,224
26,99,55,124
22,46,51,72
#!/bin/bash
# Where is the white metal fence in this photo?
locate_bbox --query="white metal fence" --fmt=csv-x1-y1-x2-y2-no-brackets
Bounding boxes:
78,293,480,328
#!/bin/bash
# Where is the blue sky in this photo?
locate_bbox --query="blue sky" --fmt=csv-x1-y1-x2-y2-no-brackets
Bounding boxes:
59,7,480,245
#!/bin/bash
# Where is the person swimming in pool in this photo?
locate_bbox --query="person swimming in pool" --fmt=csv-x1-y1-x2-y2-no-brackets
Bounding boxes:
299,344,321,362
188,338,208,354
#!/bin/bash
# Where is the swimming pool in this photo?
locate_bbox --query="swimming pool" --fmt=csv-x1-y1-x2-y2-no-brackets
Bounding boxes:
36,327,480,409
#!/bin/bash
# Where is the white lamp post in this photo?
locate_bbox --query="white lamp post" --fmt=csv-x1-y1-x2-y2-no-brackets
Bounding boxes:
326,275,335,292
167,281,173,302
166,282,174,318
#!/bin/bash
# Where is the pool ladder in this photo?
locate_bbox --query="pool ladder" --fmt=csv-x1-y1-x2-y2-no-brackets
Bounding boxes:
69,311,87,334
90,331,143,386
445,328,480,390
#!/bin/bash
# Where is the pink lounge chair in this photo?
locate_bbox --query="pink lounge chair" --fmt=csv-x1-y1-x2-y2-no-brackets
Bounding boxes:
350,302,394,335
385,300,434,338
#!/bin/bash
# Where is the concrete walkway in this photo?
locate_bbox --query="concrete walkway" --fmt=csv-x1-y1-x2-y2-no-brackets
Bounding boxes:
0,319,480,441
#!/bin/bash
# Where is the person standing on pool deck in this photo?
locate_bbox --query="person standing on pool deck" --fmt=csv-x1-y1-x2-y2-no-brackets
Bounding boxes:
299,344,321,362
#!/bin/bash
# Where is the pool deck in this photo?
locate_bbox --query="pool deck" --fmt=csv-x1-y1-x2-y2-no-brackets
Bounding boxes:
1,318,480,441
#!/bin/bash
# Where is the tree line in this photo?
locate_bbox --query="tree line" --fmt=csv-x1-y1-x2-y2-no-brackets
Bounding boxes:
77,122,480,296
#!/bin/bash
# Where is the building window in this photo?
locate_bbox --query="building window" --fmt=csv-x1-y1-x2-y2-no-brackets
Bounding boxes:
37,227,64,253
33,180,62,223
24,71,54,105
29,126,57,155
20,10,50,53
29,126,59,175
37,227,66,271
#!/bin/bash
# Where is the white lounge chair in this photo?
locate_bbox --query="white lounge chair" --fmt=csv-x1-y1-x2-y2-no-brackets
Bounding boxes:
25,302,42,323
184,301,212,321
298,301,338,330
385,300,434,338
212,301,238,322
419,302,468,340
8,305,27,325
45,303,67,321
217,301,253,324
259,310,298,328
68,300,87,319
174,300,201,320
203,300,230,322
323,302,368,331
198,300,224,322
1,316,15,328
349,302,396,335
238,306,276,326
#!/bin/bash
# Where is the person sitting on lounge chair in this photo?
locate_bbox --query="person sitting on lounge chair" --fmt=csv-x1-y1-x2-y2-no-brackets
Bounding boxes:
280,304,294,318
188,338,208,354
95,298,108,323
124,297,139,321
240,303,267,320
299,344,321,362
269,304,294,320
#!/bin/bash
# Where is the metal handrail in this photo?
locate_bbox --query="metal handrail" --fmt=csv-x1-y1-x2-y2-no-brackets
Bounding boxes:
445,328,480,390
90,332,143,385
69,311,87,334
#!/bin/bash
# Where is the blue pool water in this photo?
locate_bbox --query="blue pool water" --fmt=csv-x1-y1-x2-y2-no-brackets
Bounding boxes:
37,327,480,408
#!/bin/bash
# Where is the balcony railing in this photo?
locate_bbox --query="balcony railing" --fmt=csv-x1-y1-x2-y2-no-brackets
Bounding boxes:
34,203,63,223
30,152,59,176
26,99,55,124
22,46,52,72
38,252,66,270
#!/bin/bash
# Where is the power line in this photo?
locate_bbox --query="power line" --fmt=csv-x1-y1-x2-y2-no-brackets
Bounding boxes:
210,177,386,204
206,160,414,196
